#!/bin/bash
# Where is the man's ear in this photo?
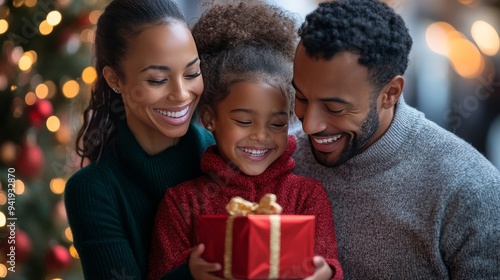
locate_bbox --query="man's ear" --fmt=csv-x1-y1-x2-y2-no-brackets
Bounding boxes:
103,66,121,93
380,75,404,109
201,105,216,131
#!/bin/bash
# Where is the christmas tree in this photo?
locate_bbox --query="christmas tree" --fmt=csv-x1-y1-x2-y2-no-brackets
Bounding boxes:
0,0,108,279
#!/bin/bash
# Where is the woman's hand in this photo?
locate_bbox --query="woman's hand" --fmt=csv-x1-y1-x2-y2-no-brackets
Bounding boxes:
303,256,333,280
189,244,224,280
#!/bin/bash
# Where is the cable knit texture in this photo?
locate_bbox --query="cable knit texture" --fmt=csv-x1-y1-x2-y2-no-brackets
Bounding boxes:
148,136,343,280
64,120,214,279
292,97,500,280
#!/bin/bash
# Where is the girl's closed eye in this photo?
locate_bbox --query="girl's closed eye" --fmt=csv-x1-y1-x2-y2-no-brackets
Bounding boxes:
271,122,288,129
233,119,253,126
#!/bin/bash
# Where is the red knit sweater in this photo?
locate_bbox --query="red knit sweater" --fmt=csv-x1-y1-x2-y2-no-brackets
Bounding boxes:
148,137,343,279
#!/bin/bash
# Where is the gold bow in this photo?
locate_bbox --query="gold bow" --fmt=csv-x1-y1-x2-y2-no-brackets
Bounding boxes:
224,194,282,279
225,193,283,215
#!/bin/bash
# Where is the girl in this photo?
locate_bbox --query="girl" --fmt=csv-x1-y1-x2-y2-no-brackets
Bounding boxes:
64,0,214,278
148,1,343,279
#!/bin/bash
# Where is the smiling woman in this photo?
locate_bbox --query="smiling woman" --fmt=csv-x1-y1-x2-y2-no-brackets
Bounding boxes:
63,0,215,279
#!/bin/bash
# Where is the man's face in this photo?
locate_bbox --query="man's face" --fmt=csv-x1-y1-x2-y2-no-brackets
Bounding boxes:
292,43,387,167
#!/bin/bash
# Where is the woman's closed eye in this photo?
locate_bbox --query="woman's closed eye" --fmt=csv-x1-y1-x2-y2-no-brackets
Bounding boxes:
147,79,167,85
185,71,201,79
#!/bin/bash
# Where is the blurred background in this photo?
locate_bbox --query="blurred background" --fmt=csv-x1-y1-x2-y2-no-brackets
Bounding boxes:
0,0,498,279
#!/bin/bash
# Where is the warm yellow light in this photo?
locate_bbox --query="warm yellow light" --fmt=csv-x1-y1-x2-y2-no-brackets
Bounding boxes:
69,245,79,259
24,0,37,7
0,19,8,35
0,191,6,205
471,20,499,56
0,263,7,278
39,20,53,35
80,29,95,43
35,83,49,99
426,22,456,56
0,212,5,227
46,116,61,132
62,80,80,98
46,11,62,26
13,0,24,8
50,177,66,194
18,55,32,72
82,66,97,84
89,10,101,25
55,125,71,144
25,92,37,105
44,80,57,99
449,37,484,78
24,50,37,64
14,180,25,195
65,227,73,242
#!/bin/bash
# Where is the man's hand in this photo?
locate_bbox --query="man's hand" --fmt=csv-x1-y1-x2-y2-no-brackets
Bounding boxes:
303,256,333,280
189,244,224,280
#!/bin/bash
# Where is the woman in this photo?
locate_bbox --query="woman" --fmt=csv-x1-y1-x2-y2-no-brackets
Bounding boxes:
64,0,214,278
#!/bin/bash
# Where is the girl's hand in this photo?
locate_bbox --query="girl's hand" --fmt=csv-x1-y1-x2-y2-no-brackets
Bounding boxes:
303,256,333,280
189,244,224,280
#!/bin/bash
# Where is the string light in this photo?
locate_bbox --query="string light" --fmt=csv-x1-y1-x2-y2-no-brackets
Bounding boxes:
35,83,49,99
82,66,97,84
47,11,62,26
39,20,53,35
0,19,8,34
46,116,61,133
25,92,37,105
50,177,66,194
471,20,500,56
62,80,80,98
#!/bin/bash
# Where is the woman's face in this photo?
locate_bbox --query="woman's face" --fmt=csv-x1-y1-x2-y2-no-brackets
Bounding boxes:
113,22,203,152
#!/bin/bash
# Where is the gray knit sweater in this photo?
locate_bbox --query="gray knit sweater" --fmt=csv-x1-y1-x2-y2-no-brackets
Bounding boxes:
292,97,500,280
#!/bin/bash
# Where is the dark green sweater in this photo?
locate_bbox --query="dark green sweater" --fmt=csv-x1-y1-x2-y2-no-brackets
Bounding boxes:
64,121,214,279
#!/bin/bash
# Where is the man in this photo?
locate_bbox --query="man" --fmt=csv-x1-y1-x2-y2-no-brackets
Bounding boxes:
291,0,500,279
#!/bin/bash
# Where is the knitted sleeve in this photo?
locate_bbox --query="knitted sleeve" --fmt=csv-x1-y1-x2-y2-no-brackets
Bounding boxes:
64,169,141,279
441,179,500,279
147,186,195,280
299,179,344,280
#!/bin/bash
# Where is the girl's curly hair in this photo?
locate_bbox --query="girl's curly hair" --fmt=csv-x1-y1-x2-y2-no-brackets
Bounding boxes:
192,0,298,118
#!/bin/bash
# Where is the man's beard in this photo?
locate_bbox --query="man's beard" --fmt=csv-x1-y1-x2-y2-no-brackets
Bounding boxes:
311,100,380,167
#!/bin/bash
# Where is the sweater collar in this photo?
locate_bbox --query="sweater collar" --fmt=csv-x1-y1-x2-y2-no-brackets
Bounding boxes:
201,136,297,187
334,96,422,179
114,120,204,189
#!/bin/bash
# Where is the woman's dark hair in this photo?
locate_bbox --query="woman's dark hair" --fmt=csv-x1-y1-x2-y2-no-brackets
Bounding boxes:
76,0,186,165
298,0,413,93
191,0,297,119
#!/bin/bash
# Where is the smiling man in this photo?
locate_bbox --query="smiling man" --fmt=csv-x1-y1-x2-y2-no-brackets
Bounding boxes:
292,0,500,279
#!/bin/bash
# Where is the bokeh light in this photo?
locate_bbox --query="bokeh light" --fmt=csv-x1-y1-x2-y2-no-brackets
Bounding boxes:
471,20,500,56
62,80,80,98
46,116,61,132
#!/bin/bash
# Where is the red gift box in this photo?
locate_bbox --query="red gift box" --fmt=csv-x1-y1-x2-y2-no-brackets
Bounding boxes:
198,215,315,279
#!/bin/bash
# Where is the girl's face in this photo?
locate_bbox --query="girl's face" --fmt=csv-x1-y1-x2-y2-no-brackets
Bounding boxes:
111,22,203,153
208,81,289,176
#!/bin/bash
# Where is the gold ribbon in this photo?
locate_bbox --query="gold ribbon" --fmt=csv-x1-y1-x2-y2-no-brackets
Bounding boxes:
224,194,283,279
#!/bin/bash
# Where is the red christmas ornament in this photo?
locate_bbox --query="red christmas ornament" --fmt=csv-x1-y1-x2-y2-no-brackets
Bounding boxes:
14,141,44,180
0,229,31,264
16,230,32,263
44,245,72,273
28,99,53,127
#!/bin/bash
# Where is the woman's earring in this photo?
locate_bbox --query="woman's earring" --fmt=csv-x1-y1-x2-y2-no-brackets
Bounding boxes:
206,125,213,131
112,88,119,93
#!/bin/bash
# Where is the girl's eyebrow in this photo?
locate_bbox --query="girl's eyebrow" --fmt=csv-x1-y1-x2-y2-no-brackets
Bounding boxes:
140,57,200,72
230,109,288,116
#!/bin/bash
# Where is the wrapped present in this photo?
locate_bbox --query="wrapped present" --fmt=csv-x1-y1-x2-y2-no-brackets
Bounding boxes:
199,194,315,279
